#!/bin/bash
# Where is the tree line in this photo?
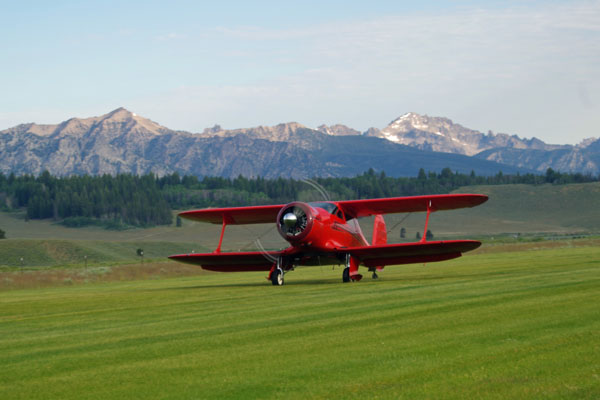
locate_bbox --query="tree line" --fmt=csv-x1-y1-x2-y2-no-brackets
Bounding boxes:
0,168,597,228
0,171,171,227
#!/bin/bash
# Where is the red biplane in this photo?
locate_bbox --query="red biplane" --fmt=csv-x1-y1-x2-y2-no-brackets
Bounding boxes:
169,194,488,285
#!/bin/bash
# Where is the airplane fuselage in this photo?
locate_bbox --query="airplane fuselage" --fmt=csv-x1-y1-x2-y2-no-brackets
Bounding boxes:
279,201,369,252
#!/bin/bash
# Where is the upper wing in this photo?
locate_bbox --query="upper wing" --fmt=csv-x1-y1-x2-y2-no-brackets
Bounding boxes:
179,204,284,224
347,240,481,267
179,194,488,224
338,194,488,219
168,251,282,271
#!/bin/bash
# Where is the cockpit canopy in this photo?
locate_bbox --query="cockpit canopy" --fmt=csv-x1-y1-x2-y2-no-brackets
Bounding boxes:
309,202,345,220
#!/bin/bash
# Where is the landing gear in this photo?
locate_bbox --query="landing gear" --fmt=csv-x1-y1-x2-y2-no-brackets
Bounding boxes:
368,267,379,279
342,253,363,282
271,268,284,286
342,267,350,283
271,257,284,286
342,253,351,282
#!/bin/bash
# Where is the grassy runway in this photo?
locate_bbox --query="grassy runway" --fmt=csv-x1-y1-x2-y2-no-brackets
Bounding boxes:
1,244,599,399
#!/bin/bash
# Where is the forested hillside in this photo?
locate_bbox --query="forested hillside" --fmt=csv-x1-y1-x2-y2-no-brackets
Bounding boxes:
0,172,172,227
0,168,596,228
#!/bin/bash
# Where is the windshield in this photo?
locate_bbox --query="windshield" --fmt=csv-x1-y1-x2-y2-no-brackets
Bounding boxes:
309,202,344,219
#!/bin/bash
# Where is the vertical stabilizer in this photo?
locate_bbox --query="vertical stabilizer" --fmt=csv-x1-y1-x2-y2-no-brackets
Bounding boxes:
372,214,387,246
372,214,387,272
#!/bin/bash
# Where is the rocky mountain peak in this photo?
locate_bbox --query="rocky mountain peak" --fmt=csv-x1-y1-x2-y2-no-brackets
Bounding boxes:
82,107,166,137
316,124,361,136
363,127,381,137
577,137,599,149
369,112,568,156
389,112,433,126
270,122,307,135
383,112,466,138
201,121,310,141
1,108,168,139
202,124,223,134
103,107,134,121
12,123,56,137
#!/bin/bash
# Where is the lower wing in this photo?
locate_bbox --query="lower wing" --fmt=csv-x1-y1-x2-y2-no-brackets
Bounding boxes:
168,251,281,272
169,240,480,272
346,240,481,268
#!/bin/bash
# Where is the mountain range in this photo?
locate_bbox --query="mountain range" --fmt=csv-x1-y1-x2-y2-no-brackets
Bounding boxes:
318,112,600,175
1,108,598,178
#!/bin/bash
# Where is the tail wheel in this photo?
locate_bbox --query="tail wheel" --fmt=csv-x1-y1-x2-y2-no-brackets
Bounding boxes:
271,269,284,286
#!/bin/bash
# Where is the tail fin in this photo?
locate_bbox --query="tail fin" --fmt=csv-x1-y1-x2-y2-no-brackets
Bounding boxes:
372,214,387,246
372,215,387,271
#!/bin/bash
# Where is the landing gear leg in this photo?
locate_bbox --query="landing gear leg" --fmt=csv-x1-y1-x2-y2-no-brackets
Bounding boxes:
342,267,350,283
271,269,284,285
342,253,354,282
368,267,379,279
271,257,284,286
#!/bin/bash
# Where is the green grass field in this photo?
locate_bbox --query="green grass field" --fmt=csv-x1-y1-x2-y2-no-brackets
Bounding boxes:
1,242,598,399
0,183,599,398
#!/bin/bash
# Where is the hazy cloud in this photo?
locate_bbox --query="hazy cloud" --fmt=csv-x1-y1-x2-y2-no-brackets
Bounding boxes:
132,2,599,143
2,2,599,144
156,32,188,41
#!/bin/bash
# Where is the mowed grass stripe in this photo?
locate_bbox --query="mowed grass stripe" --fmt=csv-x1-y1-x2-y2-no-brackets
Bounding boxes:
0,246,598,399
4,260,592,349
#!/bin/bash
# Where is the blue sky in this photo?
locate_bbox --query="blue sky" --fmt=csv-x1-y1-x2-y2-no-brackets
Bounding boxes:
1,0,599,144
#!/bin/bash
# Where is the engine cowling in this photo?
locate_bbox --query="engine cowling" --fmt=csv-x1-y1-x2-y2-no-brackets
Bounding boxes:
276,202,314,242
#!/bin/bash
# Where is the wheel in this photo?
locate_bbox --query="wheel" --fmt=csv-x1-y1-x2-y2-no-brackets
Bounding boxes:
372,272,379,279
342,268,350,283
271,269,284,286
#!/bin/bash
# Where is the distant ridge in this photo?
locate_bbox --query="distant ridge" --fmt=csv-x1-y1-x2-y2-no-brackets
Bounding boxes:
319,112,600,175
1,108,596,178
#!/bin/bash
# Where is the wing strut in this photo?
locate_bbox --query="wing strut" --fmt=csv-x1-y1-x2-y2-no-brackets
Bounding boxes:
216,215,227,253
421,200,433,243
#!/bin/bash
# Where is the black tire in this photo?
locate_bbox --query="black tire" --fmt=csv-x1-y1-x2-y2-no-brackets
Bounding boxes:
372,272,379,279
342,268,350,283
271,269,284,286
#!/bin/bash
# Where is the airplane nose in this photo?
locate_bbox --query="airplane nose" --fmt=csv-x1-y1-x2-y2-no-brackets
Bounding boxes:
283,212,297,227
